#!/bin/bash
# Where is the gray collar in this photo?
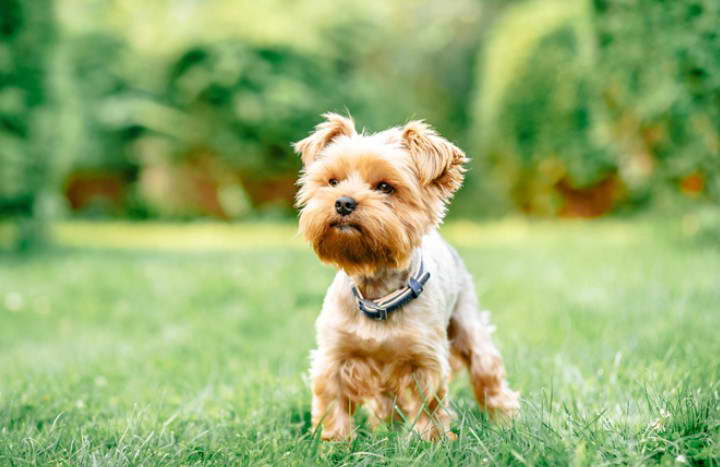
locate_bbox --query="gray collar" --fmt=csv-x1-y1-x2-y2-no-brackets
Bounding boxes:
351,258,431,321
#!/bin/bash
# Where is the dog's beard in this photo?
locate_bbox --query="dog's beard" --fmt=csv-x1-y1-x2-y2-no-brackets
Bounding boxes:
299,202,416,276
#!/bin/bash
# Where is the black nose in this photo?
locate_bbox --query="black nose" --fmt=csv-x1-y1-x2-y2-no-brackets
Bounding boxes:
335,196,357,216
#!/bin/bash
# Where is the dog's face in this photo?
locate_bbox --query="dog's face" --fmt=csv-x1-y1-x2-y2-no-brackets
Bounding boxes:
295,113,467,276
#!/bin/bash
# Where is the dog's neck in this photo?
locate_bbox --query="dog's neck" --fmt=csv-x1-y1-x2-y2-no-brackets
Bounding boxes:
347,250,420,300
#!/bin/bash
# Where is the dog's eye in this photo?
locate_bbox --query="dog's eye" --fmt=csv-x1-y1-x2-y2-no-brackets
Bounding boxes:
328,178,339,187
375,182,394,194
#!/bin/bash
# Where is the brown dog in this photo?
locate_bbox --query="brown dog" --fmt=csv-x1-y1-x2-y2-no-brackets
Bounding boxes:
294,113,519,441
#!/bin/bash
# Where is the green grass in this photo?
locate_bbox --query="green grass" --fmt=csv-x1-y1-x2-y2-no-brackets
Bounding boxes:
1,219,718,465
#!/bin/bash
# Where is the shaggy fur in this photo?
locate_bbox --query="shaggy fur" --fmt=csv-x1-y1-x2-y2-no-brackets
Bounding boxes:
294,113,519,441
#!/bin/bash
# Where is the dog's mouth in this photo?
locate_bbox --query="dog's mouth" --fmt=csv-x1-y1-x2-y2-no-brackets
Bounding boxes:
330,222,362,233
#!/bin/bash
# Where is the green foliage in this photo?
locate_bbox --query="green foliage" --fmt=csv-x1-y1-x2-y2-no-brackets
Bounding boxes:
2,0,719,223
473,0,720,214
0,220,718,463
0,0,52,228
28,1,488,220
0,0,81,248
163,42,361,176
594,0,720,198
63,33,136,172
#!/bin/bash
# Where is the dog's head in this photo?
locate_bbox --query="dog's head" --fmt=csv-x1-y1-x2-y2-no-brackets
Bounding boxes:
294,113,467,275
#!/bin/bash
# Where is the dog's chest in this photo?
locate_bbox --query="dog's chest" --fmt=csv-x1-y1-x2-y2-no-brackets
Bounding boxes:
331,325,441,394
336,328,416,361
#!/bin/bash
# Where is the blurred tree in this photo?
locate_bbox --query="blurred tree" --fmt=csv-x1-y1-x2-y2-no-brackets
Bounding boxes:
166,42,358,176
594,0,720,207
61,33,142,217
0,0,78,249
472,0,720,216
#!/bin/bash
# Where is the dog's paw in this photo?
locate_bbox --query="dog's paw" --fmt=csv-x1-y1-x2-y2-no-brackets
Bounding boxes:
487,388,520,421
320,429,355,442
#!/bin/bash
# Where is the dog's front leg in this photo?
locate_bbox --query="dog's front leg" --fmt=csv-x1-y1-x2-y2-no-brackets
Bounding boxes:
310,354,356,441
400,364,456,441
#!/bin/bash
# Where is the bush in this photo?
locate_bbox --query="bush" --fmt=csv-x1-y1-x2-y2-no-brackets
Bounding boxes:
473,0,720,216
0,0,65,249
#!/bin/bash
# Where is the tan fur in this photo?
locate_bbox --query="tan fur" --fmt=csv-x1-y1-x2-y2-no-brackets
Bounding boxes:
293,112,357,167
295,114,519,441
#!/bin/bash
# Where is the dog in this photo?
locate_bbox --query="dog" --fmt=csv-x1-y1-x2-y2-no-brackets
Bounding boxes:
294,113,519,441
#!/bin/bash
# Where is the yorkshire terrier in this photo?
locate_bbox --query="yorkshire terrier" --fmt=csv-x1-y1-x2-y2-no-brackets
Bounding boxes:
294,113,519,441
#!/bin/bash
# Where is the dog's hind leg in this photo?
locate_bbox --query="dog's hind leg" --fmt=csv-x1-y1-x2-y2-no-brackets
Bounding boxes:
448,273,520,418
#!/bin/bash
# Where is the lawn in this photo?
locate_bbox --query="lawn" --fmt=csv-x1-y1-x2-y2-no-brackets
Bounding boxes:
0,219,718,465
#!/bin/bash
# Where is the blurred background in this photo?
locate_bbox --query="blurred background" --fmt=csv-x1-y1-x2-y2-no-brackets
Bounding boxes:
1,0,719,249
2,3,720,462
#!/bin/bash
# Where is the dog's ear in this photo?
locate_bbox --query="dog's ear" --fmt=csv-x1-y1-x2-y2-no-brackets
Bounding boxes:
401,120,468,199
293,113,356,166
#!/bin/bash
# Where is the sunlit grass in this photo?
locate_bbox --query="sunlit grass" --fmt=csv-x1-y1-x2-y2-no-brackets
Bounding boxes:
0,217,669,251
0,219,718,465
52,221,306,251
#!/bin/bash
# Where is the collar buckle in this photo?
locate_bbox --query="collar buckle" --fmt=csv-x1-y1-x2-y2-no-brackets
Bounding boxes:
408,277,423,298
